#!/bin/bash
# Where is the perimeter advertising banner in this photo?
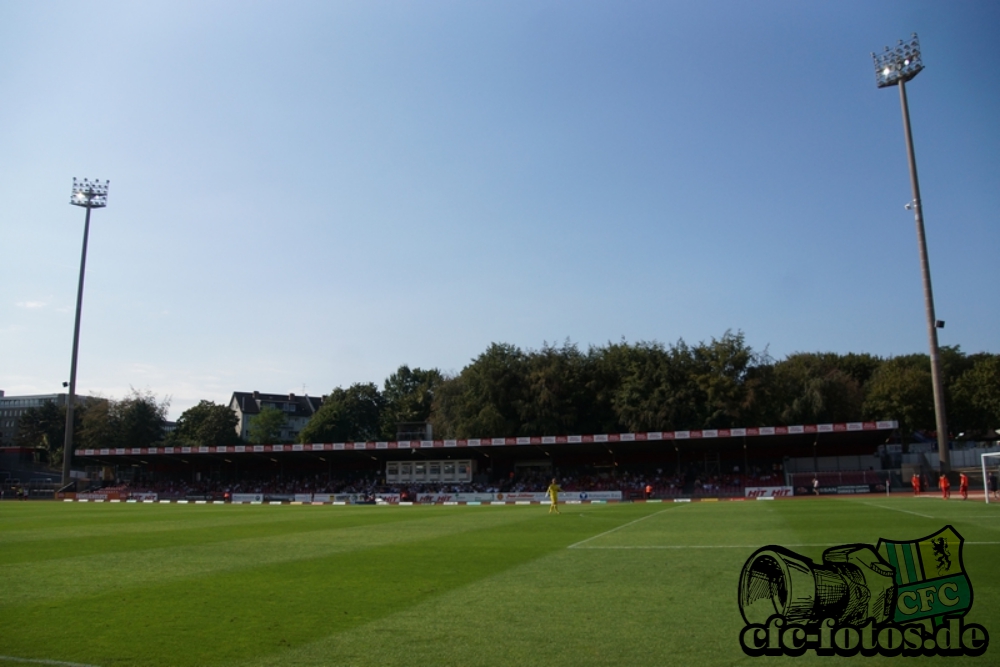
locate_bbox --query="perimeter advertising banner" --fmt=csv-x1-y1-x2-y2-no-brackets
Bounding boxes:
793,485,878,496
75,491,125,501
744,486,794,498
416,493,496,503
494,491,623,502
311,494,366,503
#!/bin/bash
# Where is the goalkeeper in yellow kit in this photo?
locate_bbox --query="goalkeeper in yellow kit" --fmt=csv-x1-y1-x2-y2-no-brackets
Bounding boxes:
547,478,561,514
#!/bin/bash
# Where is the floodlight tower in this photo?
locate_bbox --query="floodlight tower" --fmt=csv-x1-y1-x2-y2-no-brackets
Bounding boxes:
61,178,109,487
872,34,949,475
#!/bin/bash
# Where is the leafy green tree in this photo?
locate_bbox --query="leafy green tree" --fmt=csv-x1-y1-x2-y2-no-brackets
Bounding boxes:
170,400,241,448
836,352,882,389
594,340,677,432
950,354,1000,436
78,397,115,450
433,334,768,437
518,341,599,436
768,353,865,425
115,388,169,448
248,406,288,444
300,383,384,443
687,330,758,428
863,356,934,442
14,400,65,464
430,374,467,438
416,336,1000,440
380,366,443,439
939,345,978,387
601,332,758,432
62,390,168,451
431,343,528,438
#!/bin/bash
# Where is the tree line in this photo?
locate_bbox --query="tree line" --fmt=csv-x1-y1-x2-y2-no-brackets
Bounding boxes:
14,388,171,465
424,333,999,441
13,332,1000,458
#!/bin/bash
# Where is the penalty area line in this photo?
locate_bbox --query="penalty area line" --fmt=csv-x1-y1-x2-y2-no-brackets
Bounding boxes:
0,657,103,667
567,507,678,549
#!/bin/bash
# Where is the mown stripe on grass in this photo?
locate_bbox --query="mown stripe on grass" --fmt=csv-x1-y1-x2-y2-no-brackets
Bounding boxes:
217,521,753,667
0,507,622,667
0,505,419,561
0,506,545,608
0,657,102,667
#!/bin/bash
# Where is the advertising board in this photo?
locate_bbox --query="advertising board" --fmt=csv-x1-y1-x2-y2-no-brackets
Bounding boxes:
744,486,794,498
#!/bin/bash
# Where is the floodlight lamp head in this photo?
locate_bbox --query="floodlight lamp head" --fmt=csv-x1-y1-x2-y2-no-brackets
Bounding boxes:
70,177,110,208
872,33,924,88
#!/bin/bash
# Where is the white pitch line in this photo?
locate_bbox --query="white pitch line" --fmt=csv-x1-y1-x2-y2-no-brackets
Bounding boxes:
574,541,1000,550
567,507,677,549
573,543,840,550
0,656,103,667
859,502,934,519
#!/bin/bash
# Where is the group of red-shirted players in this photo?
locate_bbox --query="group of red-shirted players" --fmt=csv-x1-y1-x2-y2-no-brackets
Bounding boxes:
911,471,971,499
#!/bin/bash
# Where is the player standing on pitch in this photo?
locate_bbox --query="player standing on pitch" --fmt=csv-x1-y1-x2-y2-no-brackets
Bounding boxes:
547,478,561,514
911,473,920,496
959,472,969,500
939,473,951,500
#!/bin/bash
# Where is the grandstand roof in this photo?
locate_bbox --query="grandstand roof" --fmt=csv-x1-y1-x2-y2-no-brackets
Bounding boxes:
74,420,898,468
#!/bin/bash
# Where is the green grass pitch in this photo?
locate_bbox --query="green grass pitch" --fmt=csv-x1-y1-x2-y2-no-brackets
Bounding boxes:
1,497,997,666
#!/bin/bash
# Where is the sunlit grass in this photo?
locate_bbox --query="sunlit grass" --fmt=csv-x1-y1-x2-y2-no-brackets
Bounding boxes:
0,498,997,666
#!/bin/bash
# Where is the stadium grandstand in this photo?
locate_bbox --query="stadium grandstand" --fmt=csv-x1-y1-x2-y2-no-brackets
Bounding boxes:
55,420,914,502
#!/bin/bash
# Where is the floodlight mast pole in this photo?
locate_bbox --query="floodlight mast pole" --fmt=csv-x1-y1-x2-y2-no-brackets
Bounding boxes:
872,34,949,475
61,178,109,487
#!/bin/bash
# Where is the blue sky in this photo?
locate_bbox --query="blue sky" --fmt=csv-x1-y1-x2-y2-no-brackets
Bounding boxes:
2,1,998,420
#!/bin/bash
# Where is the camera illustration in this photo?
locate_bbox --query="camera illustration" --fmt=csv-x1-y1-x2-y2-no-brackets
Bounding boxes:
738,544,896,626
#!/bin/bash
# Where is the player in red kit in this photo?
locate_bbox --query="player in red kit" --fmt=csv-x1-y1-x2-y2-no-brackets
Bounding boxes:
939,474,950,500
959,472,969,500
911,473,920,496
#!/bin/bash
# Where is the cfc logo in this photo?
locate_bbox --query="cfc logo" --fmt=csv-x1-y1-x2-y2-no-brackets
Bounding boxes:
737,526,988,657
